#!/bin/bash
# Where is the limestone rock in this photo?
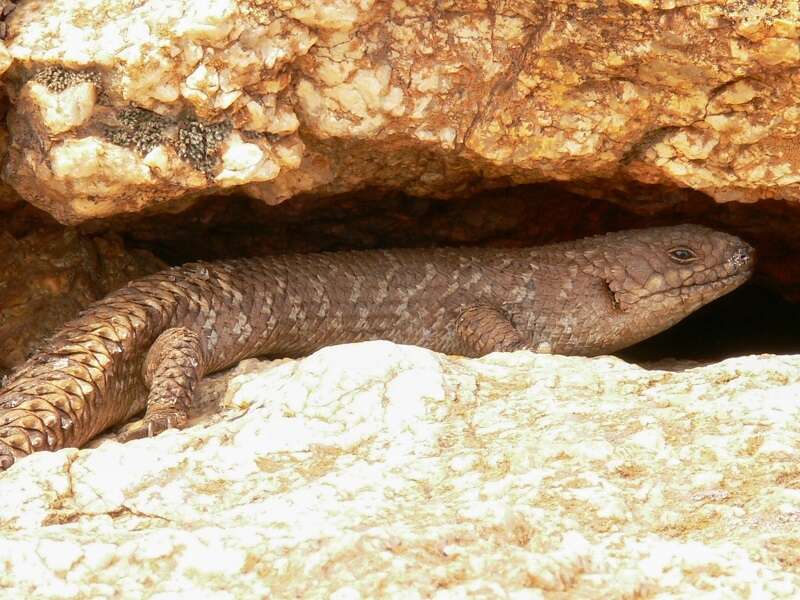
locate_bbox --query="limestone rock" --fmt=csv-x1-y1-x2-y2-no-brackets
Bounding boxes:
1,342,800,597
4,2,800,222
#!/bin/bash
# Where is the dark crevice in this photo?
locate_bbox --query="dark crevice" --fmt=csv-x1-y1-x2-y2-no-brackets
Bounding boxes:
619,284,800,363
106,182,798,363
4,180,799,365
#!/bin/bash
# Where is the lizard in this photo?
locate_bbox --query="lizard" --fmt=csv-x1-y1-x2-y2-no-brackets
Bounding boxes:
0,224,754,470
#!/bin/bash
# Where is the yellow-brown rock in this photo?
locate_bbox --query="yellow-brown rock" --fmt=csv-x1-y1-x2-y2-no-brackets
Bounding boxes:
0,229,164,374
3,2,800,222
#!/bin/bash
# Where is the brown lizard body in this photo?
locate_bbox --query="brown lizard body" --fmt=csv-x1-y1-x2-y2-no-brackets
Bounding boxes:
0,225,754,470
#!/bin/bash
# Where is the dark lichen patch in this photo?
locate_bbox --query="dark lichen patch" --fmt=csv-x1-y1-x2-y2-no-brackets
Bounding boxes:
104,107,172,156
33,66,101,94
174,118,231,172
101,108,232,170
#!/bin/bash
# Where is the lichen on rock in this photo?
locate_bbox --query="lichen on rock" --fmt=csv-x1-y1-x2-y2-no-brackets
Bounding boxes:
174,117,232,172
1,0,312,223
103,107,171,157
32,65,101,94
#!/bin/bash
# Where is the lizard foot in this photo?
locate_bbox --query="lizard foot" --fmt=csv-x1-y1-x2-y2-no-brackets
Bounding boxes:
117,410,188,443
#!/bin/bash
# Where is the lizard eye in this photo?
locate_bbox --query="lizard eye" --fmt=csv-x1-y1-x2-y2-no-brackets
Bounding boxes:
668,247,697,263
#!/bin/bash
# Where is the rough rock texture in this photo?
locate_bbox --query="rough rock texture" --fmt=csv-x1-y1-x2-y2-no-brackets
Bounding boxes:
4,2,800,223
0,3,797,593
0,229,165,374
1,342,800,597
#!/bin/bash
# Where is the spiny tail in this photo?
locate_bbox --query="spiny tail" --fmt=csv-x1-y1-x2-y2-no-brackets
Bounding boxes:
0,289,168,470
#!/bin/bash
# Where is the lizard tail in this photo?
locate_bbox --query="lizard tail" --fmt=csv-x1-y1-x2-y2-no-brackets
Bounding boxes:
0,291,167,469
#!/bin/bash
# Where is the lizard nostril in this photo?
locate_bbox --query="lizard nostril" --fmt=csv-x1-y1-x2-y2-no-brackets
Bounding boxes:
730,245,753,269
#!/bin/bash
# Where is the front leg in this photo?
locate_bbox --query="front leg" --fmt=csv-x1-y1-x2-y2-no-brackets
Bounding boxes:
118,327,207,442
455,304,542,356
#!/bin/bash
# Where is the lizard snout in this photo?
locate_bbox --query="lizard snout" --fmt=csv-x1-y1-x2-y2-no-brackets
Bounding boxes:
729,242,755,272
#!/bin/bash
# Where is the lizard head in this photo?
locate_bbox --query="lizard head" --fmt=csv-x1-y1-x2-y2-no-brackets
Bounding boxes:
589,224,754,345
595,224,754,311
562,224,754,354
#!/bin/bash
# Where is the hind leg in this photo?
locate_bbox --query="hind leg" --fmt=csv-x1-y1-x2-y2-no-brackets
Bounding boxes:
118,327,207,442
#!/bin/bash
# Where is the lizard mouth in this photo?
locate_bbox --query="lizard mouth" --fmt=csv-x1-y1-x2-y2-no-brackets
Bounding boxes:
621,266,754,307
604,266,753,312
677,267,754,297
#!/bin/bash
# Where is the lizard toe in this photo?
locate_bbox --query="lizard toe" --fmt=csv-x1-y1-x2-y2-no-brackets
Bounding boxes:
117,410,188,443
0,443,16,471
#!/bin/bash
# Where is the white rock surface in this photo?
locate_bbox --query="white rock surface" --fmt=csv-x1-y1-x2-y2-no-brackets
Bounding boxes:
2,341,800,598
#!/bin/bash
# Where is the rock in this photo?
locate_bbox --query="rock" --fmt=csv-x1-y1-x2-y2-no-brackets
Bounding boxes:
0,229,165,374
1,341,799,597
4,2,800,222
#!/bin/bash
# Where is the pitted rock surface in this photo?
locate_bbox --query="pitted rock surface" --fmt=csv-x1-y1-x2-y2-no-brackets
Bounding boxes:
3,2,800,222
1,343,800,598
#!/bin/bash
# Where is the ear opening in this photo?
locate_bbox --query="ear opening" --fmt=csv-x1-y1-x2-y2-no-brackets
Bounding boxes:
600,277,631,312
601,277,626,312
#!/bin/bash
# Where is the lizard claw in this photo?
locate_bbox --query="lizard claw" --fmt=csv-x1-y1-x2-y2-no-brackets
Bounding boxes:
0,452,14,471
0,441,16,471
117,410,188,443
